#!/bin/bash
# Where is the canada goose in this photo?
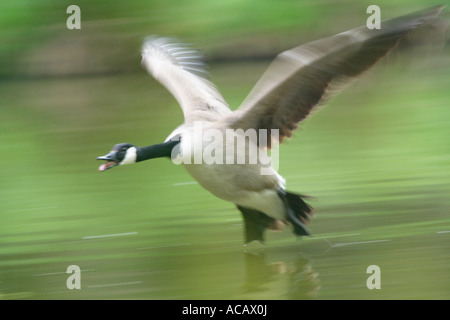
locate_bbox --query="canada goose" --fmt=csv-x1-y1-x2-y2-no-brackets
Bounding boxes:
97,6,443,244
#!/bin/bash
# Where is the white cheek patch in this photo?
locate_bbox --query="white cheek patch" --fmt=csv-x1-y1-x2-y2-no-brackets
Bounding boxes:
120,147,137,165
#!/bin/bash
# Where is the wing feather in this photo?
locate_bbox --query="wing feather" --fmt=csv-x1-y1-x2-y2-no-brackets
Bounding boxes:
229,6,444,147
141,36,231,123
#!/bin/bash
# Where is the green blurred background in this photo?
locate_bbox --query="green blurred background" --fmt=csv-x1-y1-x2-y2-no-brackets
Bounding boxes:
1,0,449,299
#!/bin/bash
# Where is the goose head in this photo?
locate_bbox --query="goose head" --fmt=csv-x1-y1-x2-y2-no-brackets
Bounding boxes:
97,138,181,171
97,143,137,171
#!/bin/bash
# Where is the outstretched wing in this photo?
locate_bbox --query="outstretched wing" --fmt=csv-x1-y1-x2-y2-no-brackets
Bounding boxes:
229,6,444,147
141,36,232,123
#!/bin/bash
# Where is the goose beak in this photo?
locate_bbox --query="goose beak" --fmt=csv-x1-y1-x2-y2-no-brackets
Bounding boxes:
97,151,119,171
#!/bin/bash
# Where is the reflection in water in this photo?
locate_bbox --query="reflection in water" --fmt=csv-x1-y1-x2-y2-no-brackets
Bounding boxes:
242,248,320,299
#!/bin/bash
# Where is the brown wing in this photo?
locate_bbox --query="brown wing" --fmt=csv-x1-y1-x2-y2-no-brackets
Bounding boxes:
229,6,444,147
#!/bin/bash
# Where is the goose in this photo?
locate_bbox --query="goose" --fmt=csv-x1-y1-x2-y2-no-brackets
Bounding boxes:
97,6,443,244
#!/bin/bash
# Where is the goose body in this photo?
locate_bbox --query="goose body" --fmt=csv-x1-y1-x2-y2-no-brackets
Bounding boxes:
165,120,289,224
97,6,443,243
179,130,286,219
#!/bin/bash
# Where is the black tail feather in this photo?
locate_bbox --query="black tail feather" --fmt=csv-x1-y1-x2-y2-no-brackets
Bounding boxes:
278,190,314,236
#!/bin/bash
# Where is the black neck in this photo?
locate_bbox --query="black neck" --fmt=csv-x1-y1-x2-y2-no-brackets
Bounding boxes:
136,139,180,162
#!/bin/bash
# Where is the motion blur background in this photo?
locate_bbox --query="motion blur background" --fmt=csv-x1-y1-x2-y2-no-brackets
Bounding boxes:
1,0,449,299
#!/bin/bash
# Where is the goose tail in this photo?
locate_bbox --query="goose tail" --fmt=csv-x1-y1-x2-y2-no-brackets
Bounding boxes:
278,190,314,236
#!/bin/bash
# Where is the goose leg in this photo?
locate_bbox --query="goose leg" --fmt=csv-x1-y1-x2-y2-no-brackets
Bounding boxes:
237,205,276,243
